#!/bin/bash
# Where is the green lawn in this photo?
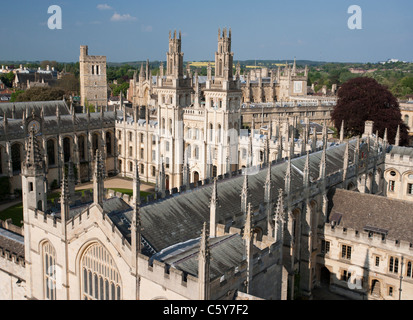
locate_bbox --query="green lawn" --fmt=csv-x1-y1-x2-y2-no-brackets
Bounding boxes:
0,203,24,227
0,189,151,227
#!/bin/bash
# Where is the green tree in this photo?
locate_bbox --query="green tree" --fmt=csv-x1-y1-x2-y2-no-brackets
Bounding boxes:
0,71,15,88
331,77,409,146
14,87,66,102
112,82,129,96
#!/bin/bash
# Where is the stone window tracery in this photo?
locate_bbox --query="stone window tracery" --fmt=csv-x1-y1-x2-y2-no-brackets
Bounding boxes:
43,242,57,300
81,243,121,300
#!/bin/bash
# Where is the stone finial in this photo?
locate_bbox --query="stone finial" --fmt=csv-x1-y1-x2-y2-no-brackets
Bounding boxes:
209,178,218,238
274,189,285,242
198,222,211,300
319,144,327,180
340,120,345,143
395,125,400,146
284,157,291,193
25,128,44,173
93,149,104,206
241,171,249,215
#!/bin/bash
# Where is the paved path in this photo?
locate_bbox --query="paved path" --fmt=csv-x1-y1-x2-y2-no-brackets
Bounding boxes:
0,199,22,213
74,177,155,193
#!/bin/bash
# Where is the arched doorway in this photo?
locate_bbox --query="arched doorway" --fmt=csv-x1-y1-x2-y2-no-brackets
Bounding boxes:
193,171,199,186
212,165,217,178
320,267,331,286
370,279,381,298
165,175,170,190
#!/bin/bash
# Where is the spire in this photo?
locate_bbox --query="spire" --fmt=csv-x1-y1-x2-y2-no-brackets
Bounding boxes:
292,57,297,76
322,120,328,147
243,203,253,294
395,125,400,146
319,144,327,180
241,171,249,216
343,142,349,181
60,170,70,226
210,178,218,238
207,63,212,81
24,128,44,173
383,128,388,150
311,126,317,152
182,150,190,187
93,150,104,206
303,151,310,188
264,164,273,237
158,157,166,198
139,62,145,81
274,189,285,242
339,120,345,144
354,136,360,165
264,135,270,166
3,111,7,126
198,222,211,300
236,61,241,79
276,136,283,162
289,137,294,159
247,133,253,167
264,162,272,203
285,157,292,194
146,59,150,81
133,159,140,206
131,160,142,260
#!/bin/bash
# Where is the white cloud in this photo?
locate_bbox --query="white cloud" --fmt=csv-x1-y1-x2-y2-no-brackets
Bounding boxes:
141,25,153,32
110,12,137,22
97,4,112,10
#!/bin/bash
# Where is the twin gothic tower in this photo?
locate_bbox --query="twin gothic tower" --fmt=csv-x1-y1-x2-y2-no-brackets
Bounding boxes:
124,28,243,190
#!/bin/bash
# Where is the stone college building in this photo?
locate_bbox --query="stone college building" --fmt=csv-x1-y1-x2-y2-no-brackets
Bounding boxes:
0,29,413,300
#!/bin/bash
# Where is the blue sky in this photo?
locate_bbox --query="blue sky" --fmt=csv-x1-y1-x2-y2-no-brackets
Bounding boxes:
1,0,412,63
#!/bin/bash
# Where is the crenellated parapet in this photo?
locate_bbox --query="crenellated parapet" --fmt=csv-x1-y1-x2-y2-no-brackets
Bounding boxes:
324,223,413,256
0,219,23,236
138,252,199,299
0,247,25,267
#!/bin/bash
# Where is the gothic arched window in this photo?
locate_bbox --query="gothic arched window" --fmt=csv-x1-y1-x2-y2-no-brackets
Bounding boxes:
79,135,86,161
47,139,56,166
81,243,121,300
106,132,112,156
11,143,22,173
63,137,71,163
43,242,57,300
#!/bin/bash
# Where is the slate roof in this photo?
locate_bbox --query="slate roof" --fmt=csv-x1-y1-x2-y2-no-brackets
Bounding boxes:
328,189,413,243
0,110,115,140
150,233,249,280
0,100,70,119
15,73,55,86
387,145,413,158
105,139,365,254
0,228,25,260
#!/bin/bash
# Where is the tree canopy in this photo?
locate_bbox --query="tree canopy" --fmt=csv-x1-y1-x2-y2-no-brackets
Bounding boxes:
13,87,65,102
331,77,409,146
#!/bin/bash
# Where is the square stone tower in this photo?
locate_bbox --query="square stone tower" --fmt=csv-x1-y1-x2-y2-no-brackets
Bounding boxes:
79,45,108,109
